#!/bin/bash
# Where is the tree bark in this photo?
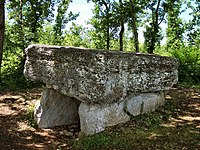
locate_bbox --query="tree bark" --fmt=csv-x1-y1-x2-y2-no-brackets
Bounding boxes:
102,0,110,50
0,0,5,81
119,0,124,51
130,0,139,52
19,0,25,49
106,26,110,50
119,23,124,51
148,0,161,54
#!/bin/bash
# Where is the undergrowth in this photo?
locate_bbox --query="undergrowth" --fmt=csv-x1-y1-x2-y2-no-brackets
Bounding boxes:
23,104,38,129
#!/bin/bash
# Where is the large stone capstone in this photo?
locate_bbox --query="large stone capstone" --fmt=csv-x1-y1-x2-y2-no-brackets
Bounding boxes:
24,44,178,135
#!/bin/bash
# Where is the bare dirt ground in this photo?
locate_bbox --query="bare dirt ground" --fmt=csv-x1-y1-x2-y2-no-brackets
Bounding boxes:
0,88,80,150
0,87,200,150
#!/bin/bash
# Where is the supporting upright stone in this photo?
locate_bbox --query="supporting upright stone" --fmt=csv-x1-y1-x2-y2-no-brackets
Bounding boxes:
79,102,130,135
34,87,80,128
78,92,165,135
125,92,165,116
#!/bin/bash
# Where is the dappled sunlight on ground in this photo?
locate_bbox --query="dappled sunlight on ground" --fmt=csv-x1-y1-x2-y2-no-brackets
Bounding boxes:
0,89,80,149
0,87,200,149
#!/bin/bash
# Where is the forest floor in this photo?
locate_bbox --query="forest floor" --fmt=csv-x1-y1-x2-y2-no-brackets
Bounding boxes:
0,86,200,150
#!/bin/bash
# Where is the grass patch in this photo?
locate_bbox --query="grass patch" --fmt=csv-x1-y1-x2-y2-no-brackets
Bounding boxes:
72,88,200,150
73,123,199,150
74,132,132,150
23,104,38,129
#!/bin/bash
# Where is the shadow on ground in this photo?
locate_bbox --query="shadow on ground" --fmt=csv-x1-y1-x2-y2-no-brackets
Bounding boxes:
74,87,200,150
0,89,79,150
0,87,199,150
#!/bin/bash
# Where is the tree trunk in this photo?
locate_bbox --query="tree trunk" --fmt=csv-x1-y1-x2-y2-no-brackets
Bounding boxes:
119,0,124,51
148,0,161,54
119,23,124,51
106,26,110,50
19,0,25,50
130,0,139,52
102,0,110,50
0,0,5,82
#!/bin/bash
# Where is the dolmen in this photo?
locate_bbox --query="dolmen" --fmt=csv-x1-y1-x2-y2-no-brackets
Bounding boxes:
24,44,178,135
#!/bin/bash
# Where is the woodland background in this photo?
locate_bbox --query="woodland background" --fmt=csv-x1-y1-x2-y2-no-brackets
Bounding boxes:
0,0,199,91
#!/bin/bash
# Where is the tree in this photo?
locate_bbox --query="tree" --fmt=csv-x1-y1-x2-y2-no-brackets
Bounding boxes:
53,0,79,45
64,23,90,47
1,0,59,88
124,0,147,52
99,0,112,50
118,0,125,51
144,0,165,53
7,0,56,44
88,0,118,50
129,0,139,52
0,0,5,81
184,0,200,47
166,0,183,50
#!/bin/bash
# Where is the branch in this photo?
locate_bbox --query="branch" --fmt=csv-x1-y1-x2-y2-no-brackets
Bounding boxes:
155,0,161,25
158,12,165,26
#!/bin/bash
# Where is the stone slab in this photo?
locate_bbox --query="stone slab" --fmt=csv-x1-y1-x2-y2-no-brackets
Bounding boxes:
126,92,165,116
79,92,165,135
24,44,178,104
34,87,80,128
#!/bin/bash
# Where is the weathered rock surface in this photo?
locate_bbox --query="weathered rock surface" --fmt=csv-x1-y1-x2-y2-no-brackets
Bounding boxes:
126,92,165,116
24,44,178,104
79,92,165,135
34,87,80,128
24,44,178,135
79,101,130,135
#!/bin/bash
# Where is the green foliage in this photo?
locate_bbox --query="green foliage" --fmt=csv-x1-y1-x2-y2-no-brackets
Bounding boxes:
63,23,90,47
7,0,56,43
144,26,163,53
1,0,200,91
88,0,127,50
0,22,40,91
184,0,200,47
23,104,38,128
0,49,40,91
53,0,79,44
74,132,132,150
166,0,184,49
143,0,166,53
155,43,200,85
38,22,55,45
169,45,200,84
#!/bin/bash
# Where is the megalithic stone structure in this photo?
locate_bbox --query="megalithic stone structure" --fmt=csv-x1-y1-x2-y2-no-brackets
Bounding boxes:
24,44,178,135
